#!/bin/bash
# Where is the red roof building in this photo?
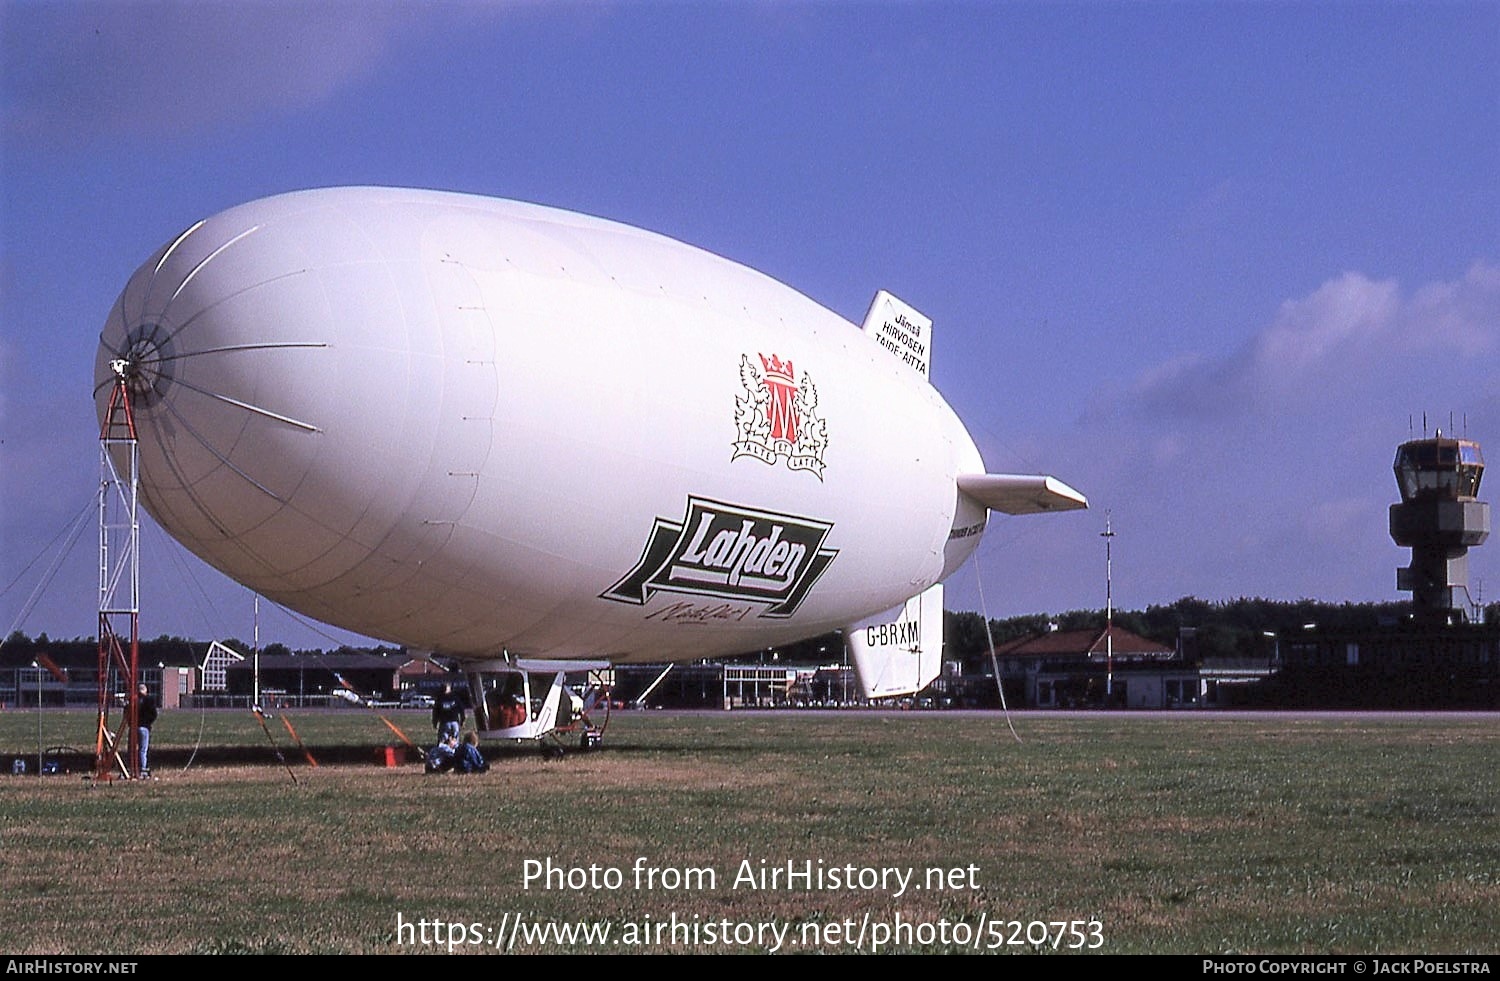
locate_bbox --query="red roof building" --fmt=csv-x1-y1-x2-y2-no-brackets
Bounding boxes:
990,625,1198,708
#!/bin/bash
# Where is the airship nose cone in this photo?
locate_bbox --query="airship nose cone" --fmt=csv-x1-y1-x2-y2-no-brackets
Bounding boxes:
94,193,450,622
97,319,178,410
97,211,332,532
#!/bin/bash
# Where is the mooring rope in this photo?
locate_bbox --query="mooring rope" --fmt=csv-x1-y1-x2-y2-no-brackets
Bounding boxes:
973,553,1023,744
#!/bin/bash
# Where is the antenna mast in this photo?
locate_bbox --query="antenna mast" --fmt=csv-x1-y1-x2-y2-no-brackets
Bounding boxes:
1102,511,1115,701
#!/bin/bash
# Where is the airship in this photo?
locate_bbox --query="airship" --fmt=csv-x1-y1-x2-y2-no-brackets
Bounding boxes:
95,187,1085,709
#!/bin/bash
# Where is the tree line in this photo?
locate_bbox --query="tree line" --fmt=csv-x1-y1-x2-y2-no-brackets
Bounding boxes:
5,596,1496,668
947,596,1498,665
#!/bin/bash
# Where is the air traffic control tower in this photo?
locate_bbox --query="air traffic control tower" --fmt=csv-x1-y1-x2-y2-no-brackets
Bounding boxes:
1390,433,1490,625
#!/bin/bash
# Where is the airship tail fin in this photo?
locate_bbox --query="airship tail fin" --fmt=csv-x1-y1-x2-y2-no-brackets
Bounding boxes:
860,290,932,380
846,583,944,699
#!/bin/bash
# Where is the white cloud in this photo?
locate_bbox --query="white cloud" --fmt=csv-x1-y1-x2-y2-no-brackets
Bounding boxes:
1122,263,1500,422
1250,272,1399,375
1398,261,1500,358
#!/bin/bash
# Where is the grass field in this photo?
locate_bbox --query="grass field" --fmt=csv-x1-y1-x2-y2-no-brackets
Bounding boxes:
0,706,1496,955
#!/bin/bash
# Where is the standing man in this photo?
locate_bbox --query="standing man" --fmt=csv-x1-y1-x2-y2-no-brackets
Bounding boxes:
135,682,158,778
432,681,465,743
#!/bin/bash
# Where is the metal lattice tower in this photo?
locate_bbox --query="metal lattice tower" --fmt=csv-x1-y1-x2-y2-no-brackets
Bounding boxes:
97,364,142,778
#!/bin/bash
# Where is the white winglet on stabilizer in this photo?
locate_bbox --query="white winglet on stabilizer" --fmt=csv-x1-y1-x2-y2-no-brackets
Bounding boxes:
956,473,1088,515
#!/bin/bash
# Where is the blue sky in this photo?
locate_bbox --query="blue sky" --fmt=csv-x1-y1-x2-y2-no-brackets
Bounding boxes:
3,1,1497,649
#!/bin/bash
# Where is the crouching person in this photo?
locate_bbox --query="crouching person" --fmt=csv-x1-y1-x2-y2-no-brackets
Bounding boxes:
456,731,489,774
425,733,458,773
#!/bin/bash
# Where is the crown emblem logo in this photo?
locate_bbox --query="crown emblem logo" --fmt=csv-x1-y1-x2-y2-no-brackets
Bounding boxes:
732,352,826,479
759,354,795,384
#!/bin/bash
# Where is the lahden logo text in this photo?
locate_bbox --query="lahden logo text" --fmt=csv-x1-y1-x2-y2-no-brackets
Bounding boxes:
602,497,838,618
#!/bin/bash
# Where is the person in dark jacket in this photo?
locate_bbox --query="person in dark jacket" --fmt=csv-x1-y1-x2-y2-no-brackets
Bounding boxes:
432,682,465,742
135,683,158,778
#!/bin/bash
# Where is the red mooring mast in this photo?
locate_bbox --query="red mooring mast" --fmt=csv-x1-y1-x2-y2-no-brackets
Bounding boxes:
97,362,142,778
